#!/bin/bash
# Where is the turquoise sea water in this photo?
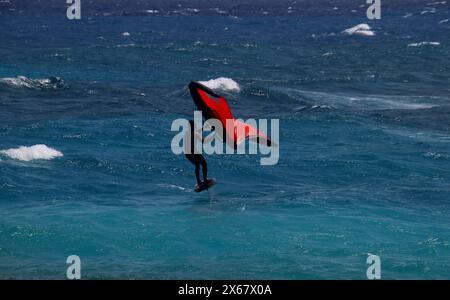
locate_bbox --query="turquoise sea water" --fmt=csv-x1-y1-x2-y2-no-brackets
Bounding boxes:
0,1,450,279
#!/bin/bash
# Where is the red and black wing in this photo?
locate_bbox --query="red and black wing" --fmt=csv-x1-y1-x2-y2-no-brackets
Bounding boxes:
188,81,234,124
188,81,272,149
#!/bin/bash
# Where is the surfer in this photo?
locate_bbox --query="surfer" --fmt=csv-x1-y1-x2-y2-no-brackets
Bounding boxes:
185,120,209,187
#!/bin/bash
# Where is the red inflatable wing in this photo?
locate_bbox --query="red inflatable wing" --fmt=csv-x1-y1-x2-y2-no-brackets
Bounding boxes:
188,81,272,149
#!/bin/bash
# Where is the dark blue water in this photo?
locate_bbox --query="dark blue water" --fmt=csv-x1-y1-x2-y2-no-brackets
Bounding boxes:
1,1,450,279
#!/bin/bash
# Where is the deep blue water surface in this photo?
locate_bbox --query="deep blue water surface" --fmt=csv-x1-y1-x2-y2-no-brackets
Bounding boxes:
0,1,450,279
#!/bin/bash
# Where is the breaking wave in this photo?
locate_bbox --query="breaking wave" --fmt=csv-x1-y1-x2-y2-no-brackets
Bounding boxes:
0,144,63,161
0,76,67,90
199,77,241,93
342,23,375,36
408,42,441,47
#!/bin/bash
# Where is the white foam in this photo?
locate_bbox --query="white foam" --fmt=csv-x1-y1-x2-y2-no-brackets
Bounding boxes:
212,8,227,14
122,32,130,36
0,76,65,89
343,23,375,36
424,152,450,160
0,145,63,161
199,77,241,93
408,42,440,47
439,18,449,24
421,8,436,15
157,183,188,192
0,76,41,88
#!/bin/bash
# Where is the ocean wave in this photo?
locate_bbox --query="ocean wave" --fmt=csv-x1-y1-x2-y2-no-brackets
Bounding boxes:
274,88,441,111
423,152,450,160
342,23,375,36
199,77,241,93
0,144,63,161
293,104,334,112
211,8,227,15
420,7,436,15
408,42,441,47
427,1,447,6
0,76,67,90
344,95,439,110
143,9,159,14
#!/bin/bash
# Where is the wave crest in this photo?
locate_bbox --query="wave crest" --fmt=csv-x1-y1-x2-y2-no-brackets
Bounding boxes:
343,23,375,36
199,77,241,93
0,144,63,161
0,76,67,90
408,42,440,47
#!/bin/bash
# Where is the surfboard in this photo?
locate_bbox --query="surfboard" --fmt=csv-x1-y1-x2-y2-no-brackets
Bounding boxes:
195,178,216,193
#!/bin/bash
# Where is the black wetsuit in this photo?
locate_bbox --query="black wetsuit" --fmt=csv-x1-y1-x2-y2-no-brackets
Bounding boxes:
185,121,207,186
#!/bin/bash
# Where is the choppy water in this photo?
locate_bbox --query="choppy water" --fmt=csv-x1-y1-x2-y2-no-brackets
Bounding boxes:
0,1,450,279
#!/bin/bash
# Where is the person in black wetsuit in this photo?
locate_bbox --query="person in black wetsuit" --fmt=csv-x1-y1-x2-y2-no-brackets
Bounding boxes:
185,120,208,186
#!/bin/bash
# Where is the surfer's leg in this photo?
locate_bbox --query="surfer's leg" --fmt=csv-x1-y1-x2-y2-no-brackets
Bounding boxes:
199,155,208,182
194,155,202,185
195,165,202,185
186,154,202,185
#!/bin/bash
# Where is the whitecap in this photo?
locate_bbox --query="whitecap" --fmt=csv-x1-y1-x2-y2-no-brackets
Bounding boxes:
423,152,450,160
199,77,241,93
408,41,440,47
343,23,375,36
0,76,66,90
420,8,436,15
212,8,227,14
0,145,63,161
